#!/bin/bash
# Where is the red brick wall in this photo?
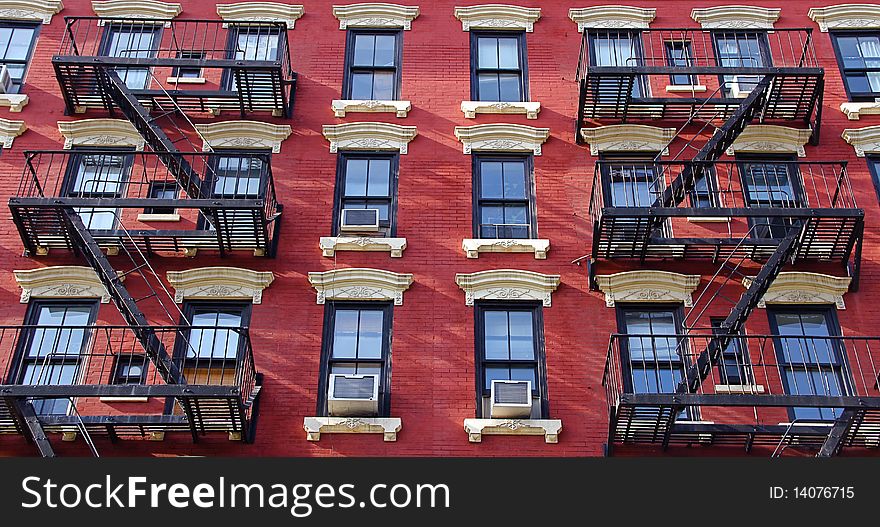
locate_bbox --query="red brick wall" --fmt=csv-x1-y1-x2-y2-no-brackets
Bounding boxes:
0,0,878,457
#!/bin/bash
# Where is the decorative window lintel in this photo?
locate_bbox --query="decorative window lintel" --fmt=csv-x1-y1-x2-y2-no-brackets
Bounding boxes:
0,94,28,112
454,123,550,155
332,3,420,30
453,4,541,32
14,266,114,303
0,0,63,24
842,125,880,156
464,418,562,443
58,119,145,149
331,99,412,118
304,417,401,441
840,101,880,121
92,0,182,23
166,267,275,304
308,268,414,305
580,124,675,155
0,117,26,148
194,121,292,153
216,2,304,28
691,6,780,29
462,238,549,259
322,122,418,154
596,270,701,307
727,125,813,157
320,236,408,258
455,269,560,307
568,6,655,31
743,272,852,309
461,100,541,120
808,4,880,32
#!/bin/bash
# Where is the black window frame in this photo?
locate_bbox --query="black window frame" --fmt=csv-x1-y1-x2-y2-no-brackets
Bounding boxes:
867,154,880,203
98,21,163,90
664,40,698,86
222,24,283,91
473,301,548,419
111,354,149,385
342,28,403,100
144,181,178,215
830,30,880,102
587,29,647,98
0,20,40,94
711,30,772,97
198,149,271,230
332,151,399,237
735,153,805,239
61,147,135,231
316,301,394,417
709,317,753,386
472,153,537,239
172,50,205,79
470,30,529,102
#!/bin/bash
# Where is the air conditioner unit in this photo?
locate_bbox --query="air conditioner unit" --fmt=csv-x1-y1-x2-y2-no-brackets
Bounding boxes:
340,208,380,233
0,66,12,94
490,380,532,419
730,75,759,99
327,374,379,416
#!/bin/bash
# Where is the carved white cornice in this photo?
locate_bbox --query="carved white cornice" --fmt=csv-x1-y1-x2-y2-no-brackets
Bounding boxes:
596,271,701,307
0,94,28,112
308,268,414,305
462,238,549,260
216,3,304,28
454,4,541,32
304,417,402,441
0,0,63,23
691,6,780,29
332,3,419,30
461,100,541,120
840,101,880,121
0,117,26,148
727,125,813,157
194,121,292,153
320,236,407,258
568,6,655,31
464,418,562,443
743,272,852,309
14,266,113,303
331,99,412,118
92,0,181,20
842,125,880,157
454,124,550,155
581,124,675,156
809,4,880,32
166,267,275,304
454,269,560,307
58,119,144,149
322,122,418,154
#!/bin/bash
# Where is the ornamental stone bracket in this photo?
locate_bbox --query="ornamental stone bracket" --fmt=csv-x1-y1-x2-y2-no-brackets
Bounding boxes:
216,2,304,28
809,4,880,32
166,267,275,304
58,119,144,149
322,122,418,154
304,417,402,441
332,3,420,30
726,125,813,157
568,5,655,31
331,99,412,118
308,268,414,305
0,0,63,24
461,238,549,259
596,270,701,307
460,100,541,120
840,101,880,121
841,125,880,156
92,0,181,24
320,236,408,258
0,117,26,148
463,418,562,443
453,5,541,32
0,94,28,112
195,121,292,153
580,124,675,155
453,124,550,155
691,6,780,29
742,272,852,309
14,266,115,303
455,269,560,306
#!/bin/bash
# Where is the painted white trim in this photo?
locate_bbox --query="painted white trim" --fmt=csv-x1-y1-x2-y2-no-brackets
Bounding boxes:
596,270,701,307
454,4,541,32
322,122,418,154
304,417,401,441
308,268,414,305
0,0,63,23
216,2,304,28
455,269,560,306
464,418,562,443
332,3,419,30
809,4,880,31
14,266,114,303
454,123,550,155
568,6,655,31
166,267,275,304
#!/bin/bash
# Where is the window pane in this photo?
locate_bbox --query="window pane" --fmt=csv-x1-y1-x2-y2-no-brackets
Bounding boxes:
332,310,360,359
344,159,369,196
497,38,520,68
509,365,537,387
480,161,504,198
480,205,505,236
477,74,500,101
373,35,396,67
497,74,522,101
372,71,395,99
349,72,374,99
367,159,391,196
508,311,534,360
6,27,34,60
502,161,526,199
357,310,384,359
485,366,509,390
477,37,498,69
484,311,509,360
503,205,527,226
353,34,375,66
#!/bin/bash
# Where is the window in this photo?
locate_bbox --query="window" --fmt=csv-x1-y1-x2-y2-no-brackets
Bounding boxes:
10,301,98,415
172,50,205,80
737,155,804,238
333,153,397,236
599,153,661,208
224,24,282,91
473,155,535,239
710,318,753,385
831,32,880,101
344,30,401,100
0,22,39,94
867,155,880,202
145,182,178,215
111,354,148,385
769,307,852,421
713,31,769,97
475,303,546,418
198,151,269,231
174,302,250,388
317,303,393,416
689,169,720,208
100,22,162,90
64,149,133,230
589,30,645,97
471,32,528,102
665,41,697,86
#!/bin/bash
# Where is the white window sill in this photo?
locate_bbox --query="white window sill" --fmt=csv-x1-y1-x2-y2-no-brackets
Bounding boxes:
687,216,731,223
462,238,549,259
304,417,401,442
461,100,541,119
166,77,206,84
99,396,150,403
137,213,181,222
840,101,880,120
463,418,561,443
320,236,407,258
0,93,28,112
714,384,765,394
666,84,707,93
331,99,411,118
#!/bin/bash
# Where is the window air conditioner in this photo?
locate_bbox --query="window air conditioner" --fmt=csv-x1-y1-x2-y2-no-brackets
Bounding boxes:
328,373,379,416
340,208,380,233
0,66,12,94
730,75,759,99
490,380,532,419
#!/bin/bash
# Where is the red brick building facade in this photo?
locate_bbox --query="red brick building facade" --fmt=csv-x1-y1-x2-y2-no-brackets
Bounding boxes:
0,0,879,457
